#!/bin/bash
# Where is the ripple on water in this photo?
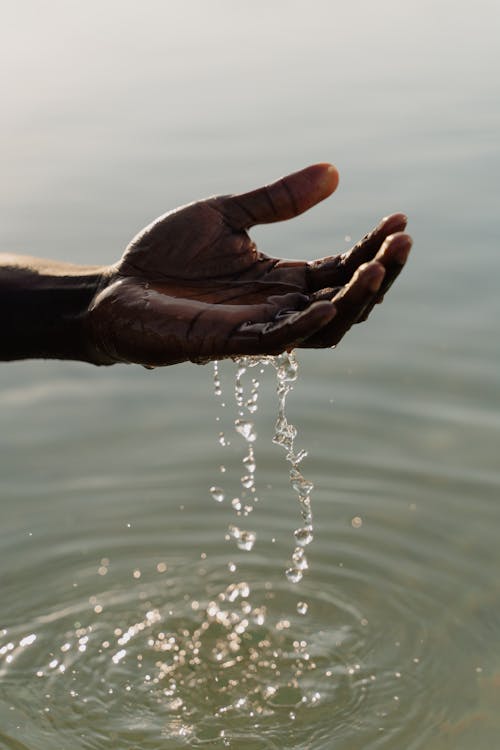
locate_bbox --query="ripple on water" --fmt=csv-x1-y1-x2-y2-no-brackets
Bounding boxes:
2,358,499,749
1,542,481,750
0,556,379,749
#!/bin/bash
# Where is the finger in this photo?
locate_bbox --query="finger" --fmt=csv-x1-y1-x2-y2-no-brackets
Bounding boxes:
220,163,339,230
306,212,407,291
356,232,412,322
182,291,310,361
226,301,337,357
301,261,385,348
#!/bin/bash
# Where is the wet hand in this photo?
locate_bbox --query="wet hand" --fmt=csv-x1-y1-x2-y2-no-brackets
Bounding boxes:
87,164,412,366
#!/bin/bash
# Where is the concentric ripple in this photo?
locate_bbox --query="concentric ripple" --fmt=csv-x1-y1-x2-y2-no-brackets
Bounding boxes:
0,554,389,749
3,534,498,750
2,358,500,750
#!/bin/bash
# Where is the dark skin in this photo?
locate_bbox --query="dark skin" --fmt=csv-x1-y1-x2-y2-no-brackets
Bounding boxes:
0,164,411,366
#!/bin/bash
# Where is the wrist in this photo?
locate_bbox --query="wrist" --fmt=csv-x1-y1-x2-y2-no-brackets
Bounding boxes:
0,255,115,364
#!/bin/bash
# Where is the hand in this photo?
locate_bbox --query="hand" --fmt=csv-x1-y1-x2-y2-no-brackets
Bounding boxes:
87,164,412,367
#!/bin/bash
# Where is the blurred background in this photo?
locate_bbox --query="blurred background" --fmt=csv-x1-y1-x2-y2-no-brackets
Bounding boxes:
1,1,499,748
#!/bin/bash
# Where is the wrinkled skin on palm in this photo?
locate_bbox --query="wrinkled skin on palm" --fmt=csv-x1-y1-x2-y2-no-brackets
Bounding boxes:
88,164,412,367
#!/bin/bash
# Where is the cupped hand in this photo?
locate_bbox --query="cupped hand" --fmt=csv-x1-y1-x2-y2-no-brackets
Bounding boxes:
87,164,412,367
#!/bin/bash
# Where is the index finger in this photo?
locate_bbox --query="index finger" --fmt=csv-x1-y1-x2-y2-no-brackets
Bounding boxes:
220,163,339,230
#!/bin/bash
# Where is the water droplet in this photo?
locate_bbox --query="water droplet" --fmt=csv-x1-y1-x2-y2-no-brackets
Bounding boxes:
294,526,314,546
276,354,298,384
241,474,254,489
224,582,250,602
228,524,256,551
252,606,266,625
292,547,309,570
290,468,314,497
234,363,247,409
213,361,222,396
231,497,242,511
263,685,277,699
246,395,258,413
272,418,297,447
235,420,256,442
286,567,303,584
210,486,225,503
275,618,291,631
237,530,256,551
218,432,229,447
297,601,308,615
291,448,308,464
242,455,256,473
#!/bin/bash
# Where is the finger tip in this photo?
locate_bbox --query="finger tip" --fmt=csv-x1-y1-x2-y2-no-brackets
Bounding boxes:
386,231,413,245
380,232,413,263
381,212,408,233
307,163,340,198
357,261,386,292
321,163,340,194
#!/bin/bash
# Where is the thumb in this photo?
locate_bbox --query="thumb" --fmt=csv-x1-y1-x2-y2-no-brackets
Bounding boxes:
221,163,339,230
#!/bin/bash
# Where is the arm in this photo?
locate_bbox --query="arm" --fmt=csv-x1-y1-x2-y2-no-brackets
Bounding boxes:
0,255,112,364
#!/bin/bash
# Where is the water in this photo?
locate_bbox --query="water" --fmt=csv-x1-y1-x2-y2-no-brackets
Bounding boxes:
270,352,315,586
1,1,500,748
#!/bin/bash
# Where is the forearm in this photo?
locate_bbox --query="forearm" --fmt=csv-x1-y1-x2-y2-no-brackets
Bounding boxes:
0,254,114,364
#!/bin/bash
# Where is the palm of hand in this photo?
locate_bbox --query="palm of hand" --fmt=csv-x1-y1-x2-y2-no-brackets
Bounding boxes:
88,165,411,367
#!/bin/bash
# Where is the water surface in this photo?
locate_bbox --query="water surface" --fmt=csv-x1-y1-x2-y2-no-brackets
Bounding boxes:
1,1,499,748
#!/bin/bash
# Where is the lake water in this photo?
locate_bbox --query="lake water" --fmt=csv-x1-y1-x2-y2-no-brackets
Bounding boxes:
1,1,499,748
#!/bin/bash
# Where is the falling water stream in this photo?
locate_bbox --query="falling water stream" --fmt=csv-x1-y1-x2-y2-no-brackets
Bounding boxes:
205,352,320,728
213,352,315,583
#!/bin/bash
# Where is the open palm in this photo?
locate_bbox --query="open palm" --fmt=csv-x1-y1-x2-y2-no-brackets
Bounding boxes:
88,164,411,367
